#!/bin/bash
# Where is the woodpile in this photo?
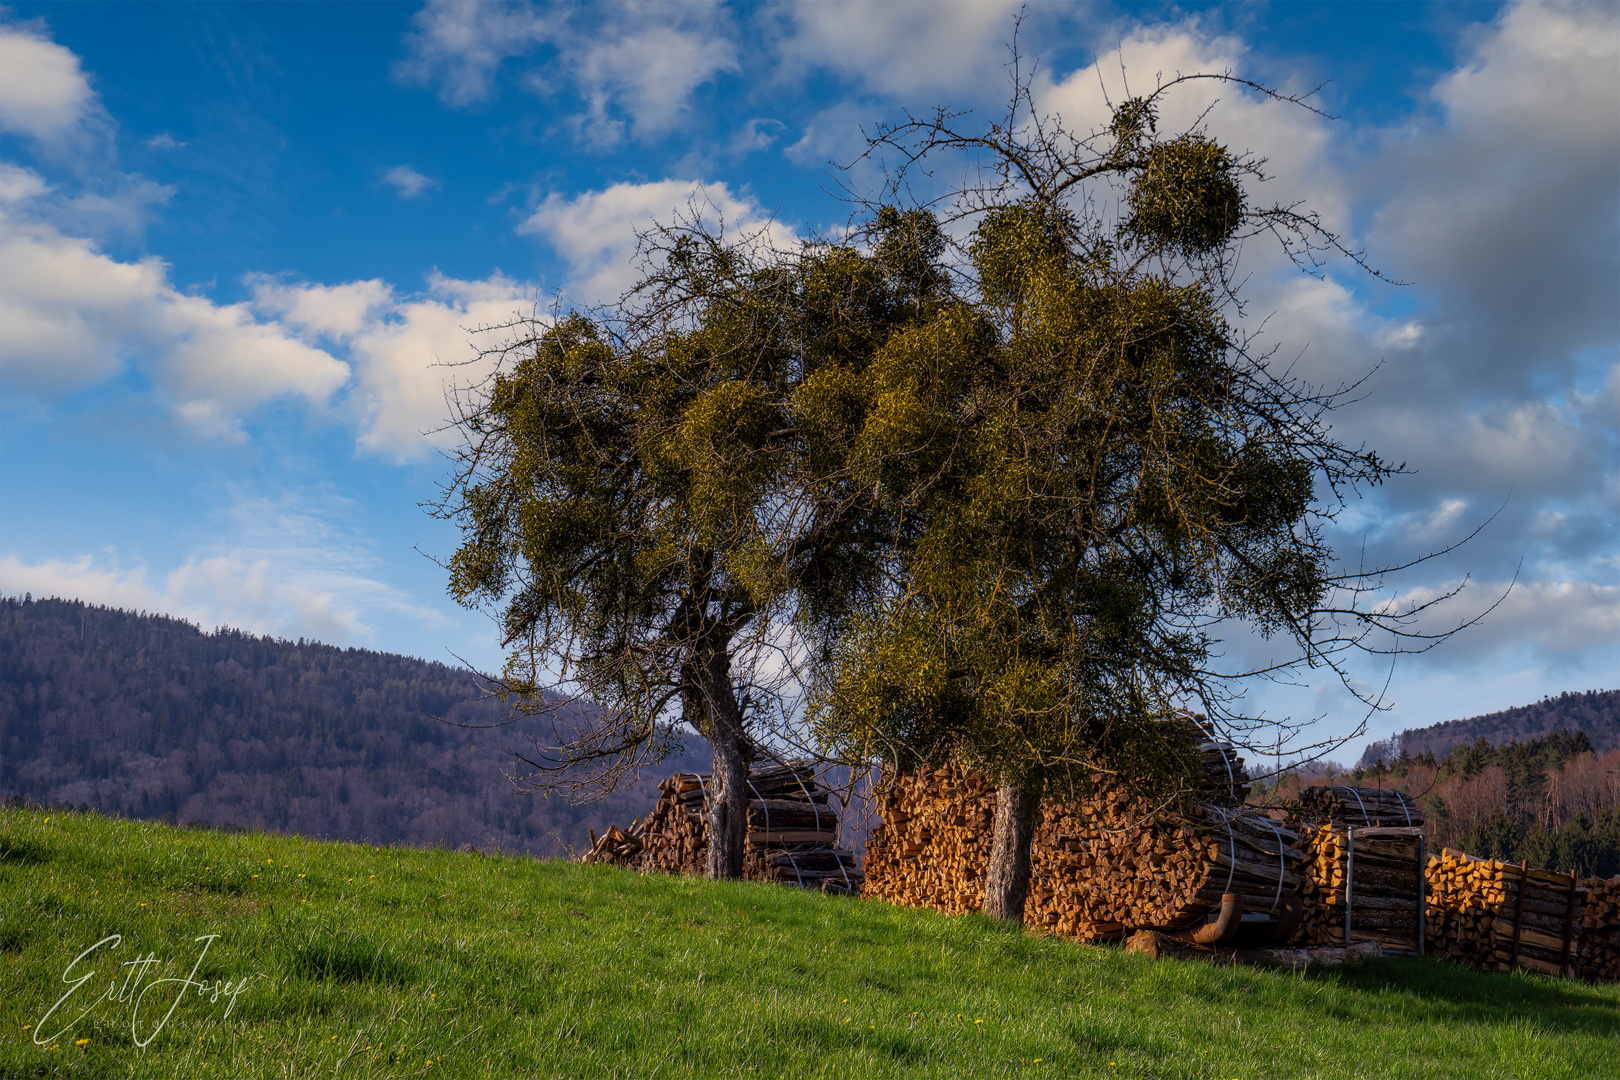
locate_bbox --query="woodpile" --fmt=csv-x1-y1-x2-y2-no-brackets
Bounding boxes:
1297,785,1424,829
1576,875,1620,982
862,758,1304,943
1422,849,1612,980
584,761,863,894
1296,825,1426,951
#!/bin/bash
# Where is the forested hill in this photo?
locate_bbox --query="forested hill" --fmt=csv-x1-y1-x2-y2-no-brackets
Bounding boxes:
0,596,707,856
1381,689,1619,762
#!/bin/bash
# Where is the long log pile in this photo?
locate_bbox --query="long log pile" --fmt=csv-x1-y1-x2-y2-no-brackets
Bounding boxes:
584,761,863,894
1297,785,1424,829
1295,825,1426,950
862,755,1304,942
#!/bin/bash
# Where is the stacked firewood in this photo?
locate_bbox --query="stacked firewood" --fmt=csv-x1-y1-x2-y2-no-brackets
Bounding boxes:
1423,849,1597,978
1295,825,1426,950
1297,785,1424,829
1575,875,1620,982
603,761,862,894
862,758,1303,942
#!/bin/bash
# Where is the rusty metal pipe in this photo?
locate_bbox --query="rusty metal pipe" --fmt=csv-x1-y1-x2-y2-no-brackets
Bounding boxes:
1171,893,1243,945
1266,897,1303,944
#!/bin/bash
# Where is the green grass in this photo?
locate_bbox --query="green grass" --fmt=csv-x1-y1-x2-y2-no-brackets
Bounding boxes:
2,808,1616,1079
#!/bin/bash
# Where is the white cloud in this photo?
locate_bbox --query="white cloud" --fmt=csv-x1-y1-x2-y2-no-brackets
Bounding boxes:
145,132,185,150
781,0,1026,99
519,178,799,305
394,0,553,107
382,164,439,199
0,22,96,142
1392,579,1620,666
345,274,537,460
0,489,451,645
0,217,349,431
397,0,737,145
0,162,49,203
254,273,537,461
0,551,368,643
560,7,738,145
249,276,393,340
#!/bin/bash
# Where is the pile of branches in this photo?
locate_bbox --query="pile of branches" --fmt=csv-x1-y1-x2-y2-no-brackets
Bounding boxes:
863,756,1302,941
583,761,862,894
580,820,646,865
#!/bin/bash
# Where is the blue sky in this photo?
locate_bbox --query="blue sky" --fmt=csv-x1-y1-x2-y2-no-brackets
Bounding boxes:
1,1,1615,765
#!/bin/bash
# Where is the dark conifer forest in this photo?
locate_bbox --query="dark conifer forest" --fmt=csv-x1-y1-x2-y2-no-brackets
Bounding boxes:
1382,689,1619,760
0,596,707,856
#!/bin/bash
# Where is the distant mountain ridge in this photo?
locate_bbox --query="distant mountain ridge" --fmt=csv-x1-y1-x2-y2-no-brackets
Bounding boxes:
0,596,708,856
1367,689,1619,765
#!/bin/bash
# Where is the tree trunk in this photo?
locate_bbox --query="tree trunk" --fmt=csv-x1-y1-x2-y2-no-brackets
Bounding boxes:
689,632,751,880
983,773,1045,922
705,720,750,880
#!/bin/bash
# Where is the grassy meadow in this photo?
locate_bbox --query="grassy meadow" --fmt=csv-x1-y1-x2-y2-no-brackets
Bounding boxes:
1,806,1617,1079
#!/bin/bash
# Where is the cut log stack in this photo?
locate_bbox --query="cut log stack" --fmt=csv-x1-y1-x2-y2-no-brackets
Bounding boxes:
1575,875,1620,982
593,761,863,894
862,757,1304,942
1297,785,1423,829
1296,825,1426,951
1422,849,1609,979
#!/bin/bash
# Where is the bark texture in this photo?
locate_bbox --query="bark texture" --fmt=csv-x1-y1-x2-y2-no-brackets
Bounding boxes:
688,632,751,880
983,774,1045,921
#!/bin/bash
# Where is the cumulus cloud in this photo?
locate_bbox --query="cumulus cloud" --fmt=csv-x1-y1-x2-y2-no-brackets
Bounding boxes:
558,4,738,146
520,178,799,305
253,273,537,461
1367,1,1618,401
0,22,97,143
0,216,349,434
382,164,439,199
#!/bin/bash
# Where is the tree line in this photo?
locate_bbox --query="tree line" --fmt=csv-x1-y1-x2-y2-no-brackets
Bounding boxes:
1267,730,1620,878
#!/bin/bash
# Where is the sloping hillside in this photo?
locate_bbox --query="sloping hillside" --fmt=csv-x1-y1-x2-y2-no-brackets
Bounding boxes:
0,596,707,855
4,807,1617,1079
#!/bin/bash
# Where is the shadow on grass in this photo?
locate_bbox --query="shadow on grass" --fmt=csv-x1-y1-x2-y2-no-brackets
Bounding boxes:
1318,955,1619,1038
284,930,416,986
0,833,54,866
776,1017,928,1064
